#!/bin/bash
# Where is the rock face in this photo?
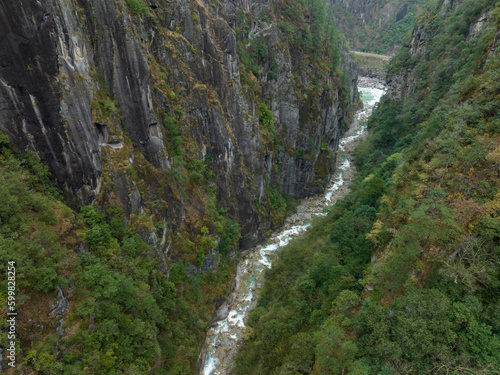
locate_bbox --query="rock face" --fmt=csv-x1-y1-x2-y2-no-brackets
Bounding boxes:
467,11,491,40
329,0,399,28
386,68,415,101
0,0,357,252
386,19,427,101
0,2,100,203
396,3,409,22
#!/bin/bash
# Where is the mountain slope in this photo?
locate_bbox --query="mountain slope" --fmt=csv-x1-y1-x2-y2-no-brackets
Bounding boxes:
234,0,500,373
329,0,433,55
0,0,357,251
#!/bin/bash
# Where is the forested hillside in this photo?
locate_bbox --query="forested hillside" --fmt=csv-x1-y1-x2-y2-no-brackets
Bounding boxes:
330,0,432,54
234,0,500,373
2,0,500,373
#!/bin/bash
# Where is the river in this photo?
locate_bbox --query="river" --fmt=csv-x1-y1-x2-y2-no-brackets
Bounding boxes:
199,78,386,375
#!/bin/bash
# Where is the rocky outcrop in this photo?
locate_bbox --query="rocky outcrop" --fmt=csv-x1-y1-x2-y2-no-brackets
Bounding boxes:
409,23,427,55
439,0,461,16
0,0,357,254
396,4,409,22
49,287,72,337
385,19,425,101
467,11,491,40
386,19,426,101
386,68,415,102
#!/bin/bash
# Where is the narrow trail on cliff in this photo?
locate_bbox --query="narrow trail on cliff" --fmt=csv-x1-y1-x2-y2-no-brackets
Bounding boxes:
199,77,386,375
351,51,394,60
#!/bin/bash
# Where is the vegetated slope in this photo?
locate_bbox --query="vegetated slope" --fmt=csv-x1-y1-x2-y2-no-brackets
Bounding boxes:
329,0,433,55
0,135,233,374
0,0,357,374
0,148,230,375
234,0,500,373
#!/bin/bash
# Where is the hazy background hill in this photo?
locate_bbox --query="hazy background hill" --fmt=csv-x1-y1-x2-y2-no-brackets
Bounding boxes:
330,0,433,54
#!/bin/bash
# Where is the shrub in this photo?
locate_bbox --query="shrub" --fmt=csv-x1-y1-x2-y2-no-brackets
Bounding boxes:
164,113,184,157
125,0,148,16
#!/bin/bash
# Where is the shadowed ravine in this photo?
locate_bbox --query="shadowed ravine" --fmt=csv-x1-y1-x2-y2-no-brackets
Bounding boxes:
198,77,386,375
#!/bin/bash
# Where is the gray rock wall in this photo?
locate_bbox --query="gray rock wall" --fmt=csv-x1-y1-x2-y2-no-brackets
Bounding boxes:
0,0,358,250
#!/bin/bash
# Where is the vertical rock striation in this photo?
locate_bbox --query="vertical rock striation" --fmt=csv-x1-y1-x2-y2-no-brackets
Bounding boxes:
0,0,357,252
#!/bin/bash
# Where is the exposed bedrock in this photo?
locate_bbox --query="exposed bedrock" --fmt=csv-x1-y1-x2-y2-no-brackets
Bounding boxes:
0,0,358,250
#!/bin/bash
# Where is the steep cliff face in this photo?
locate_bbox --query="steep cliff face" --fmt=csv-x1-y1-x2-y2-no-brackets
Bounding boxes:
0,3,99,201
0,1,358,373
232,0,500,373
0,0,357,253
385,13,428,100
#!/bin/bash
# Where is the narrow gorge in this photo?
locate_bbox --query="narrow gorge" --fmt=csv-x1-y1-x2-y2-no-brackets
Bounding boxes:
200,80,385,375
1,0,500,374
0,0,358,372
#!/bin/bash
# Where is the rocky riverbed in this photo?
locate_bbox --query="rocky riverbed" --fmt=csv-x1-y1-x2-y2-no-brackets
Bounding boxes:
199,81,386,375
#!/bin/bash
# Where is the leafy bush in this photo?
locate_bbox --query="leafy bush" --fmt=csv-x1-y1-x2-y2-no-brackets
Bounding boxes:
164,113,183,157
125,0,149,16
258,102,277,142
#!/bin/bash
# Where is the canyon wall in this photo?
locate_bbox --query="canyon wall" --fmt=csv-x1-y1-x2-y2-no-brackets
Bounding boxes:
0,0,357,256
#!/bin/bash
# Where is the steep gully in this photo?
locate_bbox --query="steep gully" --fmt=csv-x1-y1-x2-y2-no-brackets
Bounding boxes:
198,77,386,375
